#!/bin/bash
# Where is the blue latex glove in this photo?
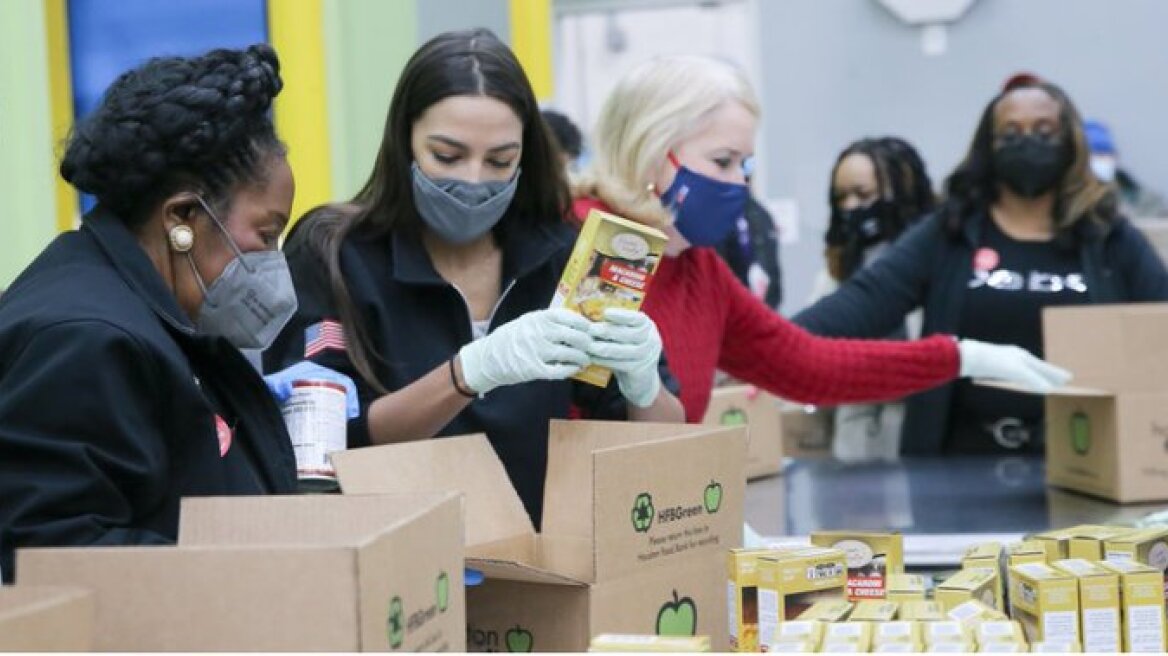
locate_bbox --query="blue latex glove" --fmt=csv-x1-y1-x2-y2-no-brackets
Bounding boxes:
264,361,360,419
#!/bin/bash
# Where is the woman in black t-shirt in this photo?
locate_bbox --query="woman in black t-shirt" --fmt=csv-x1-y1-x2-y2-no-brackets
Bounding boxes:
795,75,1168,454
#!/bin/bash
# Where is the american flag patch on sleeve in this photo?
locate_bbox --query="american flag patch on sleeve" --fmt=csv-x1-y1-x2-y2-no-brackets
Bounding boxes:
304,319,346,358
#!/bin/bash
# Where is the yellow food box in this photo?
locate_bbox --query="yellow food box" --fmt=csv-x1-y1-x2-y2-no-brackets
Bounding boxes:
767,639,816,653
1052,559,1121,653
821,621,872,651
809,531,903,601
551,208,667,387
771,620,823,649
974,620,1027,646
923,620,971,645
756,548,847,652
1029,639,1082,652
963,542,1005,609
897,600,945,621
871,641,922,653
885,574,926,602
936,567,1000,612
927,638,976,653
847,599,898,622
1008,562,1080,645
1067,525,1135,560
976,640,1027,653
1005,540,1047,567
818,639,866,653
588,634,711,652
726,548,772,652
1030,525,1107,563
947,599,1008,633
871,620,922,645
795,600,853,622
1099,560,1167,653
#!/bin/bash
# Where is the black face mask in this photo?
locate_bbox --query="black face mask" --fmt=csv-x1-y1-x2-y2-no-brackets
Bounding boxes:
826,199,896,280
993,134,1070,198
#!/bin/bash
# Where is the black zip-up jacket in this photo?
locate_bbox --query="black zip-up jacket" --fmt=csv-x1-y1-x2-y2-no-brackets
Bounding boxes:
794,210,1168,453
0,208,297,583
265,216,679,523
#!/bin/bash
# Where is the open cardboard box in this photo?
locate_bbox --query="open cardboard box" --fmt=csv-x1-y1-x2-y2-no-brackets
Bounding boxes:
704,385,783,479
0,586,94,651
982,303,1168,503
332,420,747,652
17,493,464,652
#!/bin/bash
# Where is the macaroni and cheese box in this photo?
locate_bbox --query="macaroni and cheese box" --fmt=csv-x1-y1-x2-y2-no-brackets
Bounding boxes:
809,531,903,601
923,620,971,644
973,620,1026,646
962,542,1005,609
822,620,873,650
1104,526,1168,613
552,208,667,387
770,620,823,650
936,567,1000,612
1099,560,1167,652
1008,563,1080,645
1030,639,1082,652
898,600,945,621
947,599,1007,633
1068,525,1134,560
872,620,922,646
727,549,771,652
1052,559,1121,653
1006,540,1047,567
885,574,926,602
757,548,847,652
588,634,711,652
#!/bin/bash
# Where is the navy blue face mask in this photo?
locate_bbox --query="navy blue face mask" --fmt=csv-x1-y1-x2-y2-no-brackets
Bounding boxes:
659,152,749,248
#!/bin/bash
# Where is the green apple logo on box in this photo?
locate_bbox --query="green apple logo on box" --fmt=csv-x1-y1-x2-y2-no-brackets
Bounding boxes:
1070,412,1091,455
720,407,747,426
436,571,449,613
656,590,697,636
506,625,533,652
631,492,654,532
387,595,404,649
704,480,722,513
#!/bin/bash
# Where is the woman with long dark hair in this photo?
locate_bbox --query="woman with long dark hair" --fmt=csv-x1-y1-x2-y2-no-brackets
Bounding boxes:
797,76,1168,454
265,29,683,522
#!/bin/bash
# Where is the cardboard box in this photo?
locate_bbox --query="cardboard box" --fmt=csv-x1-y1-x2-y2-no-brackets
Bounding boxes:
333,420,747,652
1030,525,1103,563
848,599,898,622
778,404,832,458
705,386,783,480
929,639,977,652
768,638,817,652
872,641,922,653
977,641,1027,653
18,493,464,651
871,620,922,646
0,586,93,651
1006,540,1048,566
588,633,711,652
795,599,853,622
898,600,945,621
1030,639,1082,652
936,567,1000,613
1068,525,1134,560
962,542,1005,609
823,620,872,646
1052,559,1121,653
551,208,668,387
727,549,770,652
885,574,926,602
973,619,1026,646
757,548,847,651
1008,563,1080,645
947,599,1008,633
1105,526,1168,568
1100,560,1167,652
770,619,822,648
923,620,971,643
1040,304,1168,503
809,531,903,601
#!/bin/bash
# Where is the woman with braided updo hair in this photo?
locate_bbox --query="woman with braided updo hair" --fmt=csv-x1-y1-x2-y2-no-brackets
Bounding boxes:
0,44,304,582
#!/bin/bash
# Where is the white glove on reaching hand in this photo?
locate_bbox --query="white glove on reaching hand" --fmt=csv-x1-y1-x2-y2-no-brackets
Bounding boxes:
958,339,1072,393
586,308,663,408
459,309,593,395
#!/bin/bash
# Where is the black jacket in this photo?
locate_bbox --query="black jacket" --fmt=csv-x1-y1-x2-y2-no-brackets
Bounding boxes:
794,210,1168,453
265,217,678,523
0,208,297,583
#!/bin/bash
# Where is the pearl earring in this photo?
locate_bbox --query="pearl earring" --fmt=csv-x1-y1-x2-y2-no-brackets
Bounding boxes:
168,225,194,253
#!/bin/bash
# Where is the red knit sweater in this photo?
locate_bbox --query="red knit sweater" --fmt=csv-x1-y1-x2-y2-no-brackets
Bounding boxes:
573,199,961,421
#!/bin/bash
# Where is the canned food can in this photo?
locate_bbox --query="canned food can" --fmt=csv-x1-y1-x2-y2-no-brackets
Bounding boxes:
281,379,347,492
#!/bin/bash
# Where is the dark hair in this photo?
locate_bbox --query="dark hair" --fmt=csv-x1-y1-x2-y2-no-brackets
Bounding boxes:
824,136,936,280
940,79,1116,241
300,28,570,392
541,109,583,158
60,44,284,225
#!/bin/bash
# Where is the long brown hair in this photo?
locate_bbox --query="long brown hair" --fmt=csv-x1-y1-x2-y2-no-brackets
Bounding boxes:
940,79,1117,242
296,29,570,392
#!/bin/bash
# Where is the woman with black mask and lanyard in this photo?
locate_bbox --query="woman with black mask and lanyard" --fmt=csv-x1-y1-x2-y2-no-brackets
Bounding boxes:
807,136,937,460
265,30,684,525
796,75,1168,455
0,45,306,583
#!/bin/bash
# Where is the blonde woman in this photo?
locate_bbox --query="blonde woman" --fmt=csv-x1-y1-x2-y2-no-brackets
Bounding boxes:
572,55,1070,429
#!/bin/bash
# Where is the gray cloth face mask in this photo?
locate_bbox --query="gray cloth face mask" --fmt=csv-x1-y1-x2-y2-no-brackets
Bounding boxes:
411,162,520,244
188,197,298,350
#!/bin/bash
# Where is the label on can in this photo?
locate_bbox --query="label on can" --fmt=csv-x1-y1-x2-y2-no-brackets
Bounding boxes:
282,379,348,480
